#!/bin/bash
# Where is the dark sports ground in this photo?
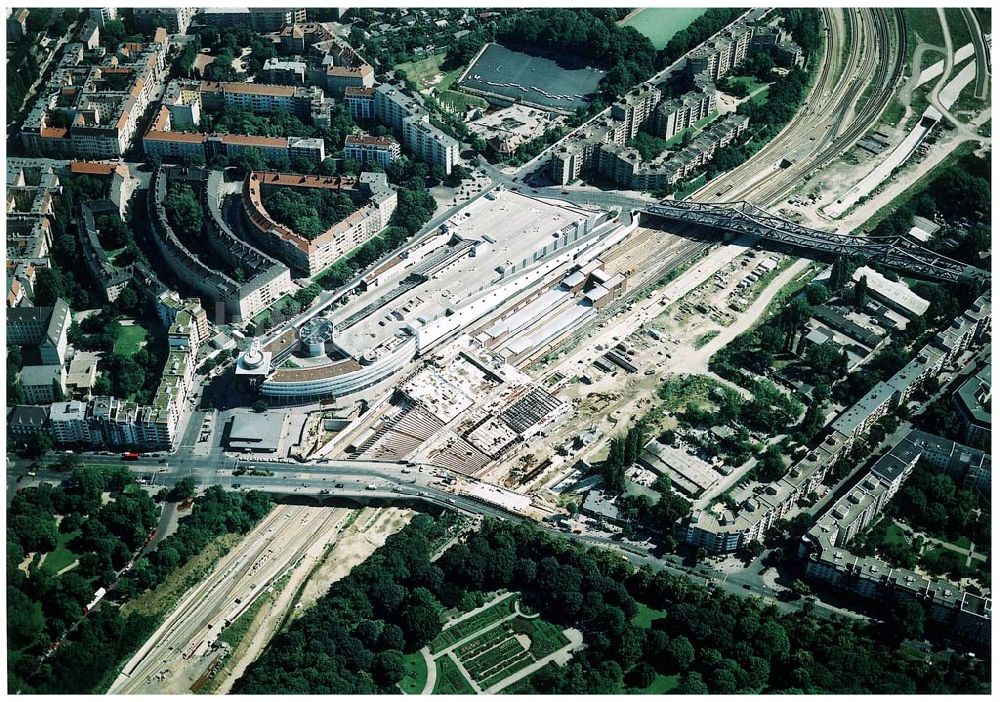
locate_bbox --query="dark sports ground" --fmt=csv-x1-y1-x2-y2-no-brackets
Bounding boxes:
457,43,606,112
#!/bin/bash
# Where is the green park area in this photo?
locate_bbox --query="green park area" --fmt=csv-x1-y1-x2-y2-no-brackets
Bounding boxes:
395,52,488,113
113,323,147,355
433,655,476,694
632,603,666,629
422,593,572,694
40,528,81,574
428,593,518,654
399,651,429,694
618,8,706,50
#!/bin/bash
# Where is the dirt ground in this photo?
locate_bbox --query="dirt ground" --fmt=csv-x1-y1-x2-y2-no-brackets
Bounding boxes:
294,507,416,614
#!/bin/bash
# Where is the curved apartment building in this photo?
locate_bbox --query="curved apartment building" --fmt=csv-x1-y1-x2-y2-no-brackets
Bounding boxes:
148,166,293,322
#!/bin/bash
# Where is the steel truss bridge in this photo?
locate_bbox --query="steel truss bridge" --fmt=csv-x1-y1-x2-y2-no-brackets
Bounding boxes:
644,200,989,284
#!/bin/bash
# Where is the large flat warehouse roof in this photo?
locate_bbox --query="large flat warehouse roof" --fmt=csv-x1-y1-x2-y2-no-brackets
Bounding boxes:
331,190,600,358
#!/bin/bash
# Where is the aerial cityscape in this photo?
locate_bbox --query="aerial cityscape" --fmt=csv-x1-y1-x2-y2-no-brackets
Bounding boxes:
4,5,992,695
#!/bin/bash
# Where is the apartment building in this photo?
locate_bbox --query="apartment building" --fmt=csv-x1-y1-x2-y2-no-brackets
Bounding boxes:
134,7,195,34
678,293,991,554
548,116,620,185
654,88,716,140
320,35,376,94
20,365,67,404
803,429,991,645
952,365,991,446
596,114,748,191
148,167,294,322
200,8,306,32
344,135,402,168
49,400,93,444
610,85,662,141
403,116,460,174
374,84,460,174
241,171,397,275
88,7,116,28
262,58,308,85
345,86,375,120
687,23,754,81
20,35,168,159
7,298,71,366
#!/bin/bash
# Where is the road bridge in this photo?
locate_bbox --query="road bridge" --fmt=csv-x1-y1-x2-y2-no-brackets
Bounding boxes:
643,200,988,284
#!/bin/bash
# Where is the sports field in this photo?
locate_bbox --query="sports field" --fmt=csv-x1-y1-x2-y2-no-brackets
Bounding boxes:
619,8,706,50
458,43,605,112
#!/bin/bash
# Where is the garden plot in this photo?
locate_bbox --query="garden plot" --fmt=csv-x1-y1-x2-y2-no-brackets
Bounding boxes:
422,592,579,694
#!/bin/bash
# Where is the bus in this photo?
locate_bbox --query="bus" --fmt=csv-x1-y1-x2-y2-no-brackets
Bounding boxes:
121,451,140,461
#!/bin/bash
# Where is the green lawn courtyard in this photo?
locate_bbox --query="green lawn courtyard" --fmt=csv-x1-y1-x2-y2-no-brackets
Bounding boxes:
114,323,148,355
41,529,81,574
399,651,429,694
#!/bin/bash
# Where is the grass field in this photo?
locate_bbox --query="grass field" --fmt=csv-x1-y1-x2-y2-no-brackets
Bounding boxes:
400,651,429,694
619,8,705,50
42,529,81,573
637,673,680,694
749,85,771,105
114,323,148,355
632,603,666,629
432,655,476,695
429,593,518,654
944,8,971,49
396,52,488,113
905,8,945,47
396,53,448,88
663,111,720,148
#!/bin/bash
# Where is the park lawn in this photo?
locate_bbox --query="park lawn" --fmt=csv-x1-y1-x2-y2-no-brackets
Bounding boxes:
663,111,720,148
432,654,476,694
637,673,680,694
904,8,944,47
951,535,973,550
632,603,666,629
882,523,911,549
399,650,429,694
42,528,82,574
114,324,148,355
396,53,447,89
728,75,768,93
749,85,771,105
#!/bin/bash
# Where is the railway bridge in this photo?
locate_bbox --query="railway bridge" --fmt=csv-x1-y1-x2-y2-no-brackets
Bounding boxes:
644,200,989,284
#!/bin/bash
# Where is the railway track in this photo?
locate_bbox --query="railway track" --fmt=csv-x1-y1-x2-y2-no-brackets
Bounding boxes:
112,506,348,694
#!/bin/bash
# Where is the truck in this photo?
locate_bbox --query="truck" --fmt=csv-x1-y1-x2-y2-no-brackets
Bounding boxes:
121,451,140,461
366,483,377,490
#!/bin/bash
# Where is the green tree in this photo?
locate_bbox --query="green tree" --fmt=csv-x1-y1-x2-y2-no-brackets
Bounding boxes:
163,184,204,238
854,275,869,308
665,634,696,673
371,650,406,686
